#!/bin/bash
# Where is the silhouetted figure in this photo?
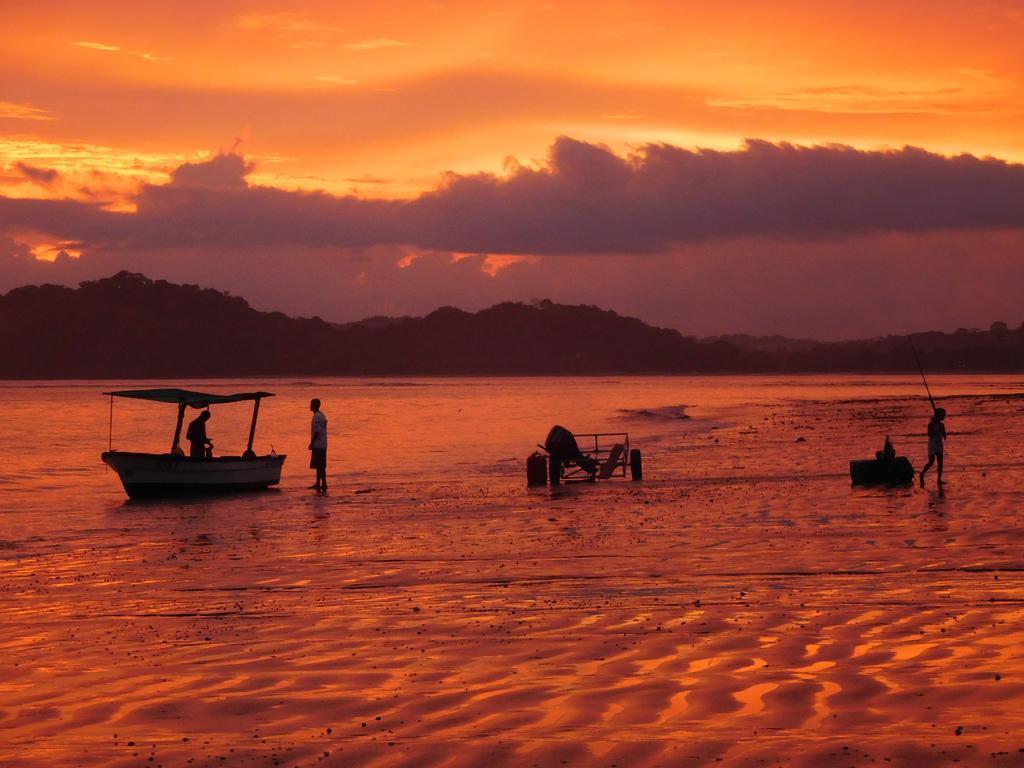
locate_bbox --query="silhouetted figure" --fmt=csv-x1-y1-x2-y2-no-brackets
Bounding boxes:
186,409,213,458
919,408,947,487
850,435,914,485
309,398,328,494
545,425,597,482
877,435,896,465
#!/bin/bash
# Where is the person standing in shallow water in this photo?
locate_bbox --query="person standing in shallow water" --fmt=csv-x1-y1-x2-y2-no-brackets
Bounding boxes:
309,398,328,493
919,407,947,487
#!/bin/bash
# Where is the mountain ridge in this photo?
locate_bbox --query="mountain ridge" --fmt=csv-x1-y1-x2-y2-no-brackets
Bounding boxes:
2,271,1022,378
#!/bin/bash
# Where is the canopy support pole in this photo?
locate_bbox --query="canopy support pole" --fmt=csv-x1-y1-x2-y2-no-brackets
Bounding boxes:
108,394,113,452
171,402,186,454
246,397,262,455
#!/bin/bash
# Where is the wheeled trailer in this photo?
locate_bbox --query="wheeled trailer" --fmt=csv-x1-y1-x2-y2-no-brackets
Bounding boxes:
528,428,642,486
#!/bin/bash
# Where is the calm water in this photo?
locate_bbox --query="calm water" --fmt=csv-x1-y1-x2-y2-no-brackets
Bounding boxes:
3,375,1024,766
2,374,1024,534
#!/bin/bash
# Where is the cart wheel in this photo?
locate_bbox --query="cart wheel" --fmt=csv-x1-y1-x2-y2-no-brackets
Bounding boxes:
629,449,643,480
548,456,561,486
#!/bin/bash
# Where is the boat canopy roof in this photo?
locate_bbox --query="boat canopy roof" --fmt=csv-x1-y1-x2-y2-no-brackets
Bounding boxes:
103,388,274,408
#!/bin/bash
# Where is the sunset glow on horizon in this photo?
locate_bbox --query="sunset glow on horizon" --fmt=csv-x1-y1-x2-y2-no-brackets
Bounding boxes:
6,1,1024,197
7,9,1024,764
3,1,1024,338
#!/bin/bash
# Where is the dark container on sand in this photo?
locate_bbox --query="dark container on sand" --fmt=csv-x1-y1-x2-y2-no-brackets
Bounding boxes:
527,452,548,486
850,436,914,486
850,457,914,485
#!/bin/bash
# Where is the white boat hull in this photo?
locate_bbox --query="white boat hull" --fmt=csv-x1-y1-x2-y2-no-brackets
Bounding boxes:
102,451,286,499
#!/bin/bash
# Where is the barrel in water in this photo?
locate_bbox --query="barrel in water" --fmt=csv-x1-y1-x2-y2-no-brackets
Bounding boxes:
527,452,548,486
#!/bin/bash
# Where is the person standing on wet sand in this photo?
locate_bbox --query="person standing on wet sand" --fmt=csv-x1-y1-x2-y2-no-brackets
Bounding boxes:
309,398,328,494
919,407,947,487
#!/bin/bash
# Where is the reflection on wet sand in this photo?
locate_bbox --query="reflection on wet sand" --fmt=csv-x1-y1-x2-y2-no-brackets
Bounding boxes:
2,379,1024,766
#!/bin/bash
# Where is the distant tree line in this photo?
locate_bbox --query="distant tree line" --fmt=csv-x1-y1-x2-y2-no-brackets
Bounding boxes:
1,271,1022,378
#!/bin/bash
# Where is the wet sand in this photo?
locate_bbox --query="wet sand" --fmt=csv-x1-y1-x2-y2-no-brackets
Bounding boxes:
2,380,1024,766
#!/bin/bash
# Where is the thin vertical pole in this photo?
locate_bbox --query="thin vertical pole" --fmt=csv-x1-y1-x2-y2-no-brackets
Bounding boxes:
108,394,113,452
246,397,261,454
908,335,936,410
171,402,186,453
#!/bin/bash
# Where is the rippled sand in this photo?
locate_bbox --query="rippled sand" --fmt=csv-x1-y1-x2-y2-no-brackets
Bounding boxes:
2,381,1024,766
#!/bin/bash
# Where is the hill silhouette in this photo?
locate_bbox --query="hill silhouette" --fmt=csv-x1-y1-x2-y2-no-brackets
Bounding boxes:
1,272,1022,378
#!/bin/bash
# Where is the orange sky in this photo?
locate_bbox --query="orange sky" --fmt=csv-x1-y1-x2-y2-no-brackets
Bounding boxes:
4,0,1024,203
3,1,1024,338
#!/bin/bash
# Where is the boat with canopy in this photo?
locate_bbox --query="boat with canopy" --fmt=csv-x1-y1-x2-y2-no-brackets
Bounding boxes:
101,388,286,499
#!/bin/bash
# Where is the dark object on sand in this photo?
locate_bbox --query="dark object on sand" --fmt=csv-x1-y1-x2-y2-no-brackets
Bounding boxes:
545,425,596,485
527,452,548,486
629,448,643,481
850,436,914,485
536,426,642,485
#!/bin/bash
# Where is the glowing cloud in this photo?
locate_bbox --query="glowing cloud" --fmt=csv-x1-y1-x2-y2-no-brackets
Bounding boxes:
0,101,55,121
73,40,168,61
235,12,343,35
74,40,120,52
345,39,411,51
5,139,1024,256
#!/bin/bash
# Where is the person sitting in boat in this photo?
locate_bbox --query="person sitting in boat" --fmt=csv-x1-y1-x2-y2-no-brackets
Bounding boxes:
545,425,598,477
876,435,896,465
186,409,214,459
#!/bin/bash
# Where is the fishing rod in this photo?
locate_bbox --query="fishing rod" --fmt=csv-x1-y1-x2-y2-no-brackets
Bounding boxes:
907,334,936,411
